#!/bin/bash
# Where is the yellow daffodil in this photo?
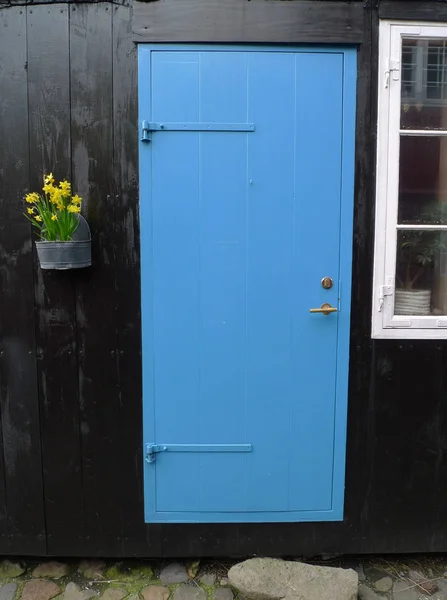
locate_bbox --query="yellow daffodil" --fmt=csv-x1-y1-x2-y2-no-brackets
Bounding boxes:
49,187,62,205
25,192,39,204
43,183,55,194
59,180,71,195
26,175,82,241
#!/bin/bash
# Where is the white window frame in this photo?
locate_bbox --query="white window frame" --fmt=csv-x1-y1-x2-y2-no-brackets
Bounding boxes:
373,20,447,339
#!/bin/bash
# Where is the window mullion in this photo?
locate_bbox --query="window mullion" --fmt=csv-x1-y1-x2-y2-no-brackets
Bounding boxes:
382,27,404,328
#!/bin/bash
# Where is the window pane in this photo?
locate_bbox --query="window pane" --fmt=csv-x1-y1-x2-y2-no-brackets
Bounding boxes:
395,230,447,315
401,39,447,130
398,135,447,224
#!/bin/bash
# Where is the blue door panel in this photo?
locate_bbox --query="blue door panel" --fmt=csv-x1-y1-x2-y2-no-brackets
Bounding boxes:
139,45,357,523
289,53,344,510
200,52,248,122
151,52,200,122
244,52,299,512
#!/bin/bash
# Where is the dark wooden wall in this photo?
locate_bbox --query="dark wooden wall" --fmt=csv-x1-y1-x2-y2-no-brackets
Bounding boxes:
0,0,153,556
2,0,447,557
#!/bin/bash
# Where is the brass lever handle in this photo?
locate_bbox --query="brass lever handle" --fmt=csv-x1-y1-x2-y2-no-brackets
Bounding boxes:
309,303,338,316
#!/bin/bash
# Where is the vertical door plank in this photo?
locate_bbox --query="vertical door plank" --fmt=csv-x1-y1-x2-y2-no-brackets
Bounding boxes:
27,3,84,555
0,6,45,554
244,52,296,512
196,52,248,512
70,2,121,555
112,4,162,557
289,53,344,510
149,52,201,514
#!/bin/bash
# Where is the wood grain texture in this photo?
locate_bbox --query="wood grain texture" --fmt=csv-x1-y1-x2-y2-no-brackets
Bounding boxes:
0,5,45,555
70,1,122,556
112,3,162,557
133,0,364,43
27,3,85,556
379,1,447,21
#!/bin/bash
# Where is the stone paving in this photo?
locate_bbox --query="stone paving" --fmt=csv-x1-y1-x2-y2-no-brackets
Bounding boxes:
0,556,445,600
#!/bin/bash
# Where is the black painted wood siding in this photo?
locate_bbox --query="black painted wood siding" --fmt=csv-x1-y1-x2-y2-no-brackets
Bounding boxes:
0,1,150,556
1,0,447,557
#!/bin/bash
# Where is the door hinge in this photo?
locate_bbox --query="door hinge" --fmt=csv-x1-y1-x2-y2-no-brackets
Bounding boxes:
145,443,253,464
146,444,165,463
141,120,151,142
141,121,255,137
385,58,400,88
378,284,394,312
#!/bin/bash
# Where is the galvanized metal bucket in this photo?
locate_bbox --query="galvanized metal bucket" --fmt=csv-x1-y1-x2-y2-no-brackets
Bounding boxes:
35,215,91,270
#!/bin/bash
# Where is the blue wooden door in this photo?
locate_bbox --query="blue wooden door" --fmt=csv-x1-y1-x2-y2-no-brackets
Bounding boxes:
139,46,356,523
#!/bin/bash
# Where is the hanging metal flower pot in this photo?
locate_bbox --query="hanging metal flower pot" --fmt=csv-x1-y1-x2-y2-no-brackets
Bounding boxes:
24,173,92,270
35,215,91,270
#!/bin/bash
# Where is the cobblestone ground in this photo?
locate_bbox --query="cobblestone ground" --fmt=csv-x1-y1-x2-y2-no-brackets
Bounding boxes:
0,555,446,600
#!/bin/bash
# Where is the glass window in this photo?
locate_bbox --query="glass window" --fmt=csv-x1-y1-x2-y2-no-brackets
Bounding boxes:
373,22,447,338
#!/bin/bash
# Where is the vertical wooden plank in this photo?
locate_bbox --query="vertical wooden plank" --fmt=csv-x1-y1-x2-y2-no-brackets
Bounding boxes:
0,5,46,555
27,3,85,555
113,4,162,556
344,2,377,552
70,2,121,555
197,52,248,512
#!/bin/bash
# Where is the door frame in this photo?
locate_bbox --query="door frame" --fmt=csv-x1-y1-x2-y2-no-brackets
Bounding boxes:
138,44,357,523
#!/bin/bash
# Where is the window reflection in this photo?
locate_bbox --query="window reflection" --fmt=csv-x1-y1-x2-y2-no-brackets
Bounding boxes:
401,39,447,129
395,230,447,315
398,136,447,224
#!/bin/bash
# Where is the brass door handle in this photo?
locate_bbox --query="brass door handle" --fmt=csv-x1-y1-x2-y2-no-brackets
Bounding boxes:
309,303,338,316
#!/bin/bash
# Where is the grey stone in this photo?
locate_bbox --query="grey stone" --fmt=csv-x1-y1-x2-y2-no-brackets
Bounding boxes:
228,558,358,600
213,589,233,600
0,562,25,579
199,574,216,587
358,585,383,600
393,580,419,600
159,565,188,585
33,562,70,580
78,561,106,580
0,584,17,600
63,583,98,600
101,590,127,600
373,577,393,593
172,585,206,600
140,586,170,600
438,580,447,594
22,581,60,600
